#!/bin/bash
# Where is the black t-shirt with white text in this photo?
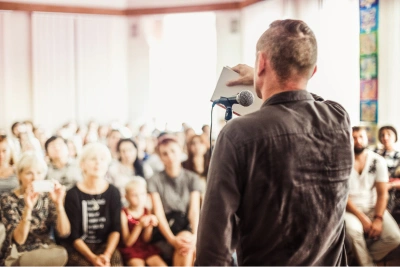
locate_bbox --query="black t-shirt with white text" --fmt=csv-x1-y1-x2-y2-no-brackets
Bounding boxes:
65,184,121,244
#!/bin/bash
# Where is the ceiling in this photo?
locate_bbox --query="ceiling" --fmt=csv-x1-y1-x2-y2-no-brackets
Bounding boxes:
0,0,245,9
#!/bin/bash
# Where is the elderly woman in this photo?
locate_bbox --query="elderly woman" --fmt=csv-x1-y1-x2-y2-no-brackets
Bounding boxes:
0,151,70,266
148,135,202,266
63,142,123,266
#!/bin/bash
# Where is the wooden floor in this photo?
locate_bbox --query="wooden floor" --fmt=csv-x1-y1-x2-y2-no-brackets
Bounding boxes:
377,246,400,266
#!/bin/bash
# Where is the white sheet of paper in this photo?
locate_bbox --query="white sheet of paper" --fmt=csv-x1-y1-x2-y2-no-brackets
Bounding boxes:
211,66,264,116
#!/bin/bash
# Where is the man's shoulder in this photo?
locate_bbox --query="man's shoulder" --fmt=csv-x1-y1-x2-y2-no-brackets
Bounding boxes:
367,149,387,166
368,149,385,160
182,168,200,180
148,171,165,182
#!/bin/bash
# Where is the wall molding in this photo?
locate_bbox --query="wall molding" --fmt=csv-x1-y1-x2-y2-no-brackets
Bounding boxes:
126,3,239,16
0,0,263,16
0,2,126,15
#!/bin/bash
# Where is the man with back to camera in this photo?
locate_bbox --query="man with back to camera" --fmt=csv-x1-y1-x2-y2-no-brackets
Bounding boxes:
195,19,354,266
346,126,400,266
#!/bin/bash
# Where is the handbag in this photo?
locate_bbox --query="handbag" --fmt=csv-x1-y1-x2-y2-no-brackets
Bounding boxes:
151,211,190,243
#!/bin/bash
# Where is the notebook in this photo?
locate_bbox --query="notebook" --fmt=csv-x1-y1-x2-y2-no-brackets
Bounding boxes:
211,66,264,116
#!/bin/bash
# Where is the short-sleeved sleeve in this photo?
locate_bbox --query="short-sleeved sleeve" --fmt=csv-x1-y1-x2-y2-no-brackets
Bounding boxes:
188,171,204,193
147,175,159,193
64,187,82,242
108,185,121,233
0,193,19,239
376,155,389,183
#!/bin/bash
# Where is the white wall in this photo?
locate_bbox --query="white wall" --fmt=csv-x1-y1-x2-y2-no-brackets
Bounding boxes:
378,0,400,132
215,10,242,76
241,0,360,126
126,16,152,127
75,15,128,125
0,11,31,131
124,11,241,131
1,0,399,134
32,13,76,130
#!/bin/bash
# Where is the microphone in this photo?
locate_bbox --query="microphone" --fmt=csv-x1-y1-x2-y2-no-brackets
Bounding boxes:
213,90,254,107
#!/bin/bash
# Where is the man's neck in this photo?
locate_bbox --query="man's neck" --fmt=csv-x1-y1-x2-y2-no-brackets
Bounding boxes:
52,158,68,169
355,149,367,159
262,79,308,102
165,165,181,178
354,150,368,174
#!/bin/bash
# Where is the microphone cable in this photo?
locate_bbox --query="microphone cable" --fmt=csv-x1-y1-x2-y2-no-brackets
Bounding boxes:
210,103,215,157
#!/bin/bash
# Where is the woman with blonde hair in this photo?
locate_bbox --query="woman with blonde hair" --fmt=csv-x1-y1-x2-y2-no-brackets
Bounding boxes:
63,142,123,266
0,151,70,266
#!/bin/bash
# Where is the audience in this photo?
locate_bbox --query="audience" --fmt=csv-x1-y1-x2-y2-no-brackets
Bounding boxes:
0,152,70,266
0,135,18,195
66,138,80,159
119,179,166,266
33,125,49,153
147,135,202,266
182,135,209,200
1,119,400,266
0,135,18,254
108,138,153,203
9,122,23,161
107,129,123,160
63,142,123,266
346,126,400,266
45,136,82,190
200,124,211,149
98,125,109,145
375,126,400,178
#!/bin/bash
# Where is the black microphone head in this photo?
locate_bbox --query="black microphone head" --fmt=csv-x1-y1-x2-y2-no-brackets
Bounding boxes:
236,90,254,107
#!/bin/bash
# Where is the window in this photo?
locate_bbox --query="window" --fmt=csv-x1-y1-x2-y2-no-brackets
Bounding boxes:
148,12,217,133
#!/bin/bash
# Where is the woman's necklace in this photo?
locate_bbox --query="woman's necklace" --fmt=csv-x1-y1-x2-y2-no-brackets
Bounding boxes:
84,180,104,211
92,195,101,211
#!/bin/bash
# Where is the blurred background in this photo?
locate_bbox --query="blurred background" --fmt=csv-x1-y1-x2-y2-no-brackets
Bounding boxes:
0,0,399,144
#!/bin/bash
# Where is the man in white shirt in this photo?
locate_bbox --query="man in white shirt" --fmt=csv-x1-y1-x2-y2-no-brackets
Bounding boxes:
346,126,400,266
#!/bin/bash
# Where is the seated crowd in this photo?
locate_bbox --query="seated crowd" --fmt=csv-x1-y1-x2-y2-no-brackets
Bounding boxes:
0,120,400,266
0,120,211,266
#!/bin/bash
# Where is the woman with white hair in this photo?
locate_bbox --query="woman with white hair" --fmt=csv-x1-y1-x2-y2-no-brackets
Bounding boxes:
0,151,70,266
63,142,123,266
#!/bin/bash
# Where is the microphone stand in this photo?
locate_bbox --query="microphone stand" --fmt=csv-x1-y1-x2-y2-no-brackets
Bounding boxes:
225,105,233,122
